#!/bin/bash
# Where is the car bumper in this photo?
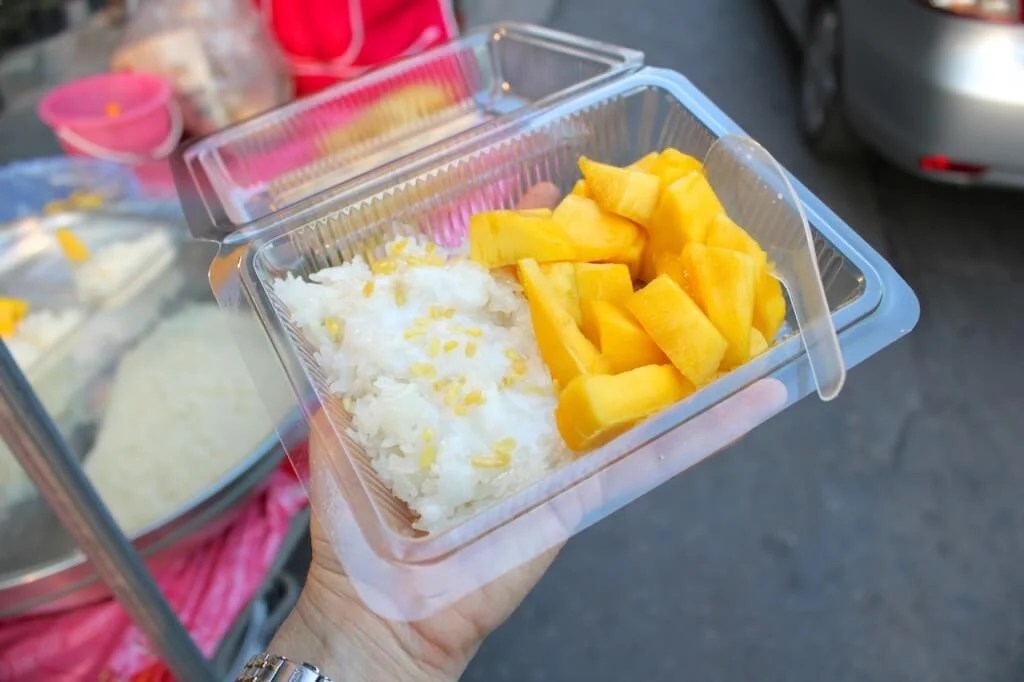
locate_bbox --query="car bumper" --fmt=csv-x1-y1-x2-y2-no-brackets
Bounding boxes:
843,2,1024,187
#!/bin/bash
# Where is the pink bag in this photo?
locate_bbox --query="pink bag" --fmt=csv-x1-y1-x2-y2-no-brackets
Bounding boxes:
0,469,307,682
257,0,458,95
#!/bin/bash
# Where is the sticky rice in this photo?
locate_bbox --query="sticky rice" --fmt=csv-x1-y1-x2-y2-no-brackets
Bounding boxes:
274,237,569,532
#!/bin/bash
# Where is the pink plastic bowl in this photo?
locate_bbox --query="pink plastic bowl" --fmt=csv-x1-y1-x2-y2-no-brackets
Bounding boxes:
38,72,177,162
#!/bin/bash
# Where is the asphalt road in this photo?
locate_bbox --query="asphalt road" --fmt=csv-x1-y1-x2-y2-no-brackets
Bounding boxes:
464,2,1024,681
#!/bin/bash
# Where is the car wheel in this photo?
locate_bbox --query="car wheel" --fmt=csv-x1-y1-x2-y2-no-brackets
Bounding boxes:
800,2,861,157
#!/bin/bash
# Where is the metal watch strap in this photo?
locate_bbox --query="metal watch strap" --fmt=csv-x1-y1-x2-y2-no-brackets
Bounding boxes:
238,653,333,682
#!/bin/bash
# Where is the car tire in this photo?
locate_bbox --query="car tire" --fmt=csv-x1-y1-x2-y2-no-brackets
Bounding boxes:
799,1,861,158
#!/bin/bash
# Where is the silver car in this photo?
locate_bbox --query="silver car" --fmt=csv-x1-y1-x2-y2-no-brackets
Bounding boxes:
772,0,1024,187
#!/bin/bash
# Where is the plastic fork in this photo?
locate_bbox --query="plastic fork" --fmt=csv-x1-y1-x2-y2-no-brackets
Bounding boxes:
703,134,846,401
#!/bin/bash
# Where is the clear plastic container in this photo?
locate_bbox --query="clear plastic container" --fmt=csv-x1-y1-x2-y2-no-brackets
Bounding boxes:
173,23,642,237
176,34,918,622
0,205,292,616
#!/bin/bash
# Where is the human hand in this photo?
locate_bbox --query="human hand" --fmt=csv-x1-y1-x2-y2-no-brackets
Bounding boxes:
269,427,561,682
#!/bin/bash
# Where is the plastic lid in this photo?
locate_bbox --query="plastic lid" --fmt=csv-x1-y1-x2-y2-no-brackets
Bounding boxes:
172,23,642,241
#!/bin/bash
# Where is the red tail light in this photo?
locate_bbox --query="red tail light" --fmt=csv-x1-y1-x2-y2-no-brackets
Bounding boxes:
919,0,1024,22
919,155,987,174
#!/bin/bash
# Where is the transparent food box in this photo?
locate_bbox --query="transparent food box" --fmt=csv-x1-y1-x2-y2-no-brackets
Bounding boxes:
174,24,919,621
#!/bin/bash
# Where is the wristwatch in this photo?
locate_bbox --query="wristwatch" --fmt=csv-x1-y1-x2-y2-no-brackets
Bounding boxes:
237,653,334,681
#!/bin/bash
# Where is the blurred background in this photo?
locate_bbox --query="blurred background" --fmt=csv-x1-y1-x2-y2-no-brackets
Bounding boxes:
0,1,1022,681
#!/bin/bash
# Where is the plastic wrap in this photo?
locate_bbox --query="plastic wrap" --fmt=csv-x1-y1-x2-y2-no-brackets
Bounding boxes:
112,0,290,135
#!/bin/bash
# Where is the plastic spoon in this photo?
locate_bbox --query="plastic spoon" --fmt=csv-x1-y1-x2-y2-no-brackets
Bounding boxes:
703,134,846,400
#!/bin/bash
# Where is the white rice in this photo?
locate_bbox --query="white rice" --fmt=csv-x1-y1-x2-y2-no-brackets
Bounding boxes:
274,237,569,532
82,304,276,532
4,308,86,371
74,231,175,305
0,304,276,531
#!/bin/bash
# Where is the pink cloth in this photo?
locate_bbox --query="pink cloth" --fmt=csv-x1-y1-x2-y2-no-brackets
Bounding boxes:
256,0,458,95
0,468,308,682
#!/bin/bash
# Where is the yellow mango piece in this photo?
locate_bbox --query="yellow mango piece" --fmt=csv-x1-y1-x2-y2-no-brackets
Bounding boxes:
627,275,728,386
705,213,768,269
749,328,769,357
659,148,702,168
469,211,575,268
651,250,685,288
575,263,634,306
556,364,694,452
650,149,703,187
68,190,105,211
581,299,668,373
754,269,787,341
540,262,582,324
0,298,30,338
641,171,725,282
627,152,661,174
639,243,660,284
519,258,609,386
681,244,758,369
0,297,30,322
648,171,722,255
705,213,785,340
651,250,709,316
571,179,591,198
618,230,647,280
552,195,645,266
0,312,16,338
578,156,661,226
56,228,90,263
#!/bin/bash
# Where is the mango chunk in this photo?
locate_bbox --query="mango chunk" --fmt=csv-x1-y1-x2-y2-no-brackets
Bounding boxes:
519,258,609,386
575,263,634,307
552,195,646,266
556,364,694,452
681,244,758,368
0,297,30,320
627,152,661,174
581,299,668,373
653,249,721,321
578,156,661,226
571,179,591,198
650,250,692,296
0,297,30,338
659,148,703,168
705,213,785,341
650,149,703,188
540,262,582,324
641,171,723,281
619,231,647,280
754,269,787,341
56,228,90,263
0,313,17,338
651,171,722,250
705,213,768,269
627,275,728,386
469,210,575,268
749,328,769,357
